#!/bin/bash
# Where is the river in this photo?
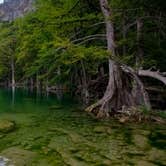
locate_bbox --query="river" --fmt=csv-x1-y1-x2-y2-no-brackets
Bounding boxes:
0,88,165,166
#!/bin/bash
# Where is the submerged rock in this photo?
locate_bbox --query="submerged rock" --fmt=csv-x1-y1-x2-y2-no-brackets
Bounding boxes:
93,126,112,134
1,147,37,166
133,134,149,149
119,117,129,123
0,135,5,139
0,120,15,133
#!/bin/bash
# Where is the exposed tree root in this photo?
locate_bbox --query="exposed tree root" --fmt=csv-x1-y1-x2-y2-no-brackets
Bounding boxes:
86,61,151,118
116,107,166,124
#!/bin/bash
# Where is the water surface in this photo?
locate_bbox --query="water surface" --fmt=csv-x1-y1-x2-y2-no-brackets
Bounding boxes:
0,88,165,166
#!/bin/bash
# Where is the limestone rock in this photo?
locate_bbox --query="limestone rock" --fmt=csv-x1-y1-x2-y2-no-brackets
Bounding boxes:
0,120,15,133
0,0,34,21
133,134,149,149
93,126,112,134
119,116,129,123
1,147,37,166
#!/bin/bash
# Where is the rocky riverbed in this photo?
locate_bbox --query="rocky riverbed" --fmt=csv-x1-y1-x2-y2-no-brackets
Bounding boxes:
0,89,165,165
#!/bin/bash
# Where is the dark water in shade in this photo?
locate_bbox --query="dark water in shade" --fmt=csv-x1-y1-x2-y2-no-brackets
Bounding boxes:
0,88,165,166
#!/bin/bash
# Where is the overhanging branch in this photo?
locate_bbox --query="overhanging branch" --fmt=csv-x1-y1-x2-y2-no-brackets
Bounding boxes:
138,69,166,85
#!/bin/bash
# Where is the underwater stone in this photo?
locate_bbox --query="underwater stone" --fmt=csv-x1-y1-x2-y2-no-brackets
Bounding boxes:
0,120,15,133
1,147,37,166
133,134,149,149
93,126,112,134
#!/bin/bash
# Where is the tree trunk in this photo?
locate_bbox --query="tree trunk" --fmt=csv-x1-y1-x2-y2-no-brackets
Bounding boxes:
86,0,150,118
36,73,40,95
122,12,127,56
56,66,63,100
46,76,49,97
136,18,143,68
11,54,15,88
30,77,34,92
81,60,90,105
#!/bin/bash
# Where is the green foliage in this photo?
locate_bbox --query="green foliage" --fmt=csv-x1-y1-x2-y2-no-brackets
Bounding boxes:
0,0,165,98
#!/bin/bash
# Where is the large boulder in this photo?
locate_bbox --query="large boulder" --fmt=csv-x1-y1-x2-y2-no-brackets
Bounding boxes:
0,120,15,133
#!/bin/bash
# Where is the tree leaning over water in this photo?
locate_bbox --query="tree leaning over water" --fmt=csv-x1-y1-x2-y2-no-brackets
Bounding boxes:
86,0,166,118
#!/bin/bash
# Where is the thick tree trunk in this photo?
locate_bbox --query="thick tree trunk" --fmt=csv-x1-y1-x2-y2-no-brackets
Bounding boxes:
86,0,150,118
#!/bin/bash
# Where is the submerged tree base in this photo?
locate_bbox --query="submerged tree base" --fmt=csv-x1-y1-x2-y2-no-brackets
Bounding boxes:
86,102,166,124
86,60,151,119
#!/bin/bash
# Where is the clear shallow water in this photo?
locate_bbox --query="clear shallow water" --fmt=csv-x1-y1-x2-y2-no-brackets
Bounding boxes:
0,88,165,166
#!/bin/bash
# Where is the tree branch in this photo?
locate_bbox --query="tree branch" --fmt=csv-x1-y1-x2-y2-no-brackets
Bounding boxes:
71,34,106,43
138,69,166,85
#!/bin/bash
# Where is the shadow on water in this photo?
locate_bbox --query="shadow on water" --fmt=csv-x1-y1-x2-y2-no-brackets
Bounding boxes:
0,88,165,166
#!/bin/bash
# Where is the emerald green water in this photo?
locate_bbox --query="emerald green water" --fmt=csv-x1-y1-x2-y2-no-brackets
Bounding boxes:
0,88,165,166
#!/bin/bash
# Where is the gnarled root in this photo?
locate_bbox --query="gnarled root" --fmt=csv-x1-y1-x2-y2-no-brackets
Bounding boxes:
86,60,151,118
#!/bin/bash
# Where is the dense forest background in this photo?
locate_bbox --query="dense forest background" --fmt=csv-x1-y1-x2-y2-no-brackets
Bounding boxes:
0,0,166,113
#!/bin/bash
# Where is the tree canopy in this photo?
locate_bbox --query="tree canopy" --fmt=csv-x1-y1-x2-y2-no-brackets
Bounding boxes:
0,0,165,110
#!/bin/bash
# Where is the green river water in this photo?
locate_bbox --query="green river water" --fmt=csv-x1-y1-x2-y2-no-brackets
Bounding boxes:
0,88,165,166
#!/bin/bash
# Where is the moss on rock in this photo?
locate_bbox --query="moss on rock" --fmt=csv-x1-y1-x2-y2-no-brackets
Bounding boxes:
0,120,15,133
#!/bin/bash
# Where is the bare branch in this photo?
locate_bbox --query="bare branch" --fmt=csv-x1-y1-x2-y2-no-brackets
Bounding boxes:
71,34,106,43
75,37,106,46
70,22,105,40
138,69,166,85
